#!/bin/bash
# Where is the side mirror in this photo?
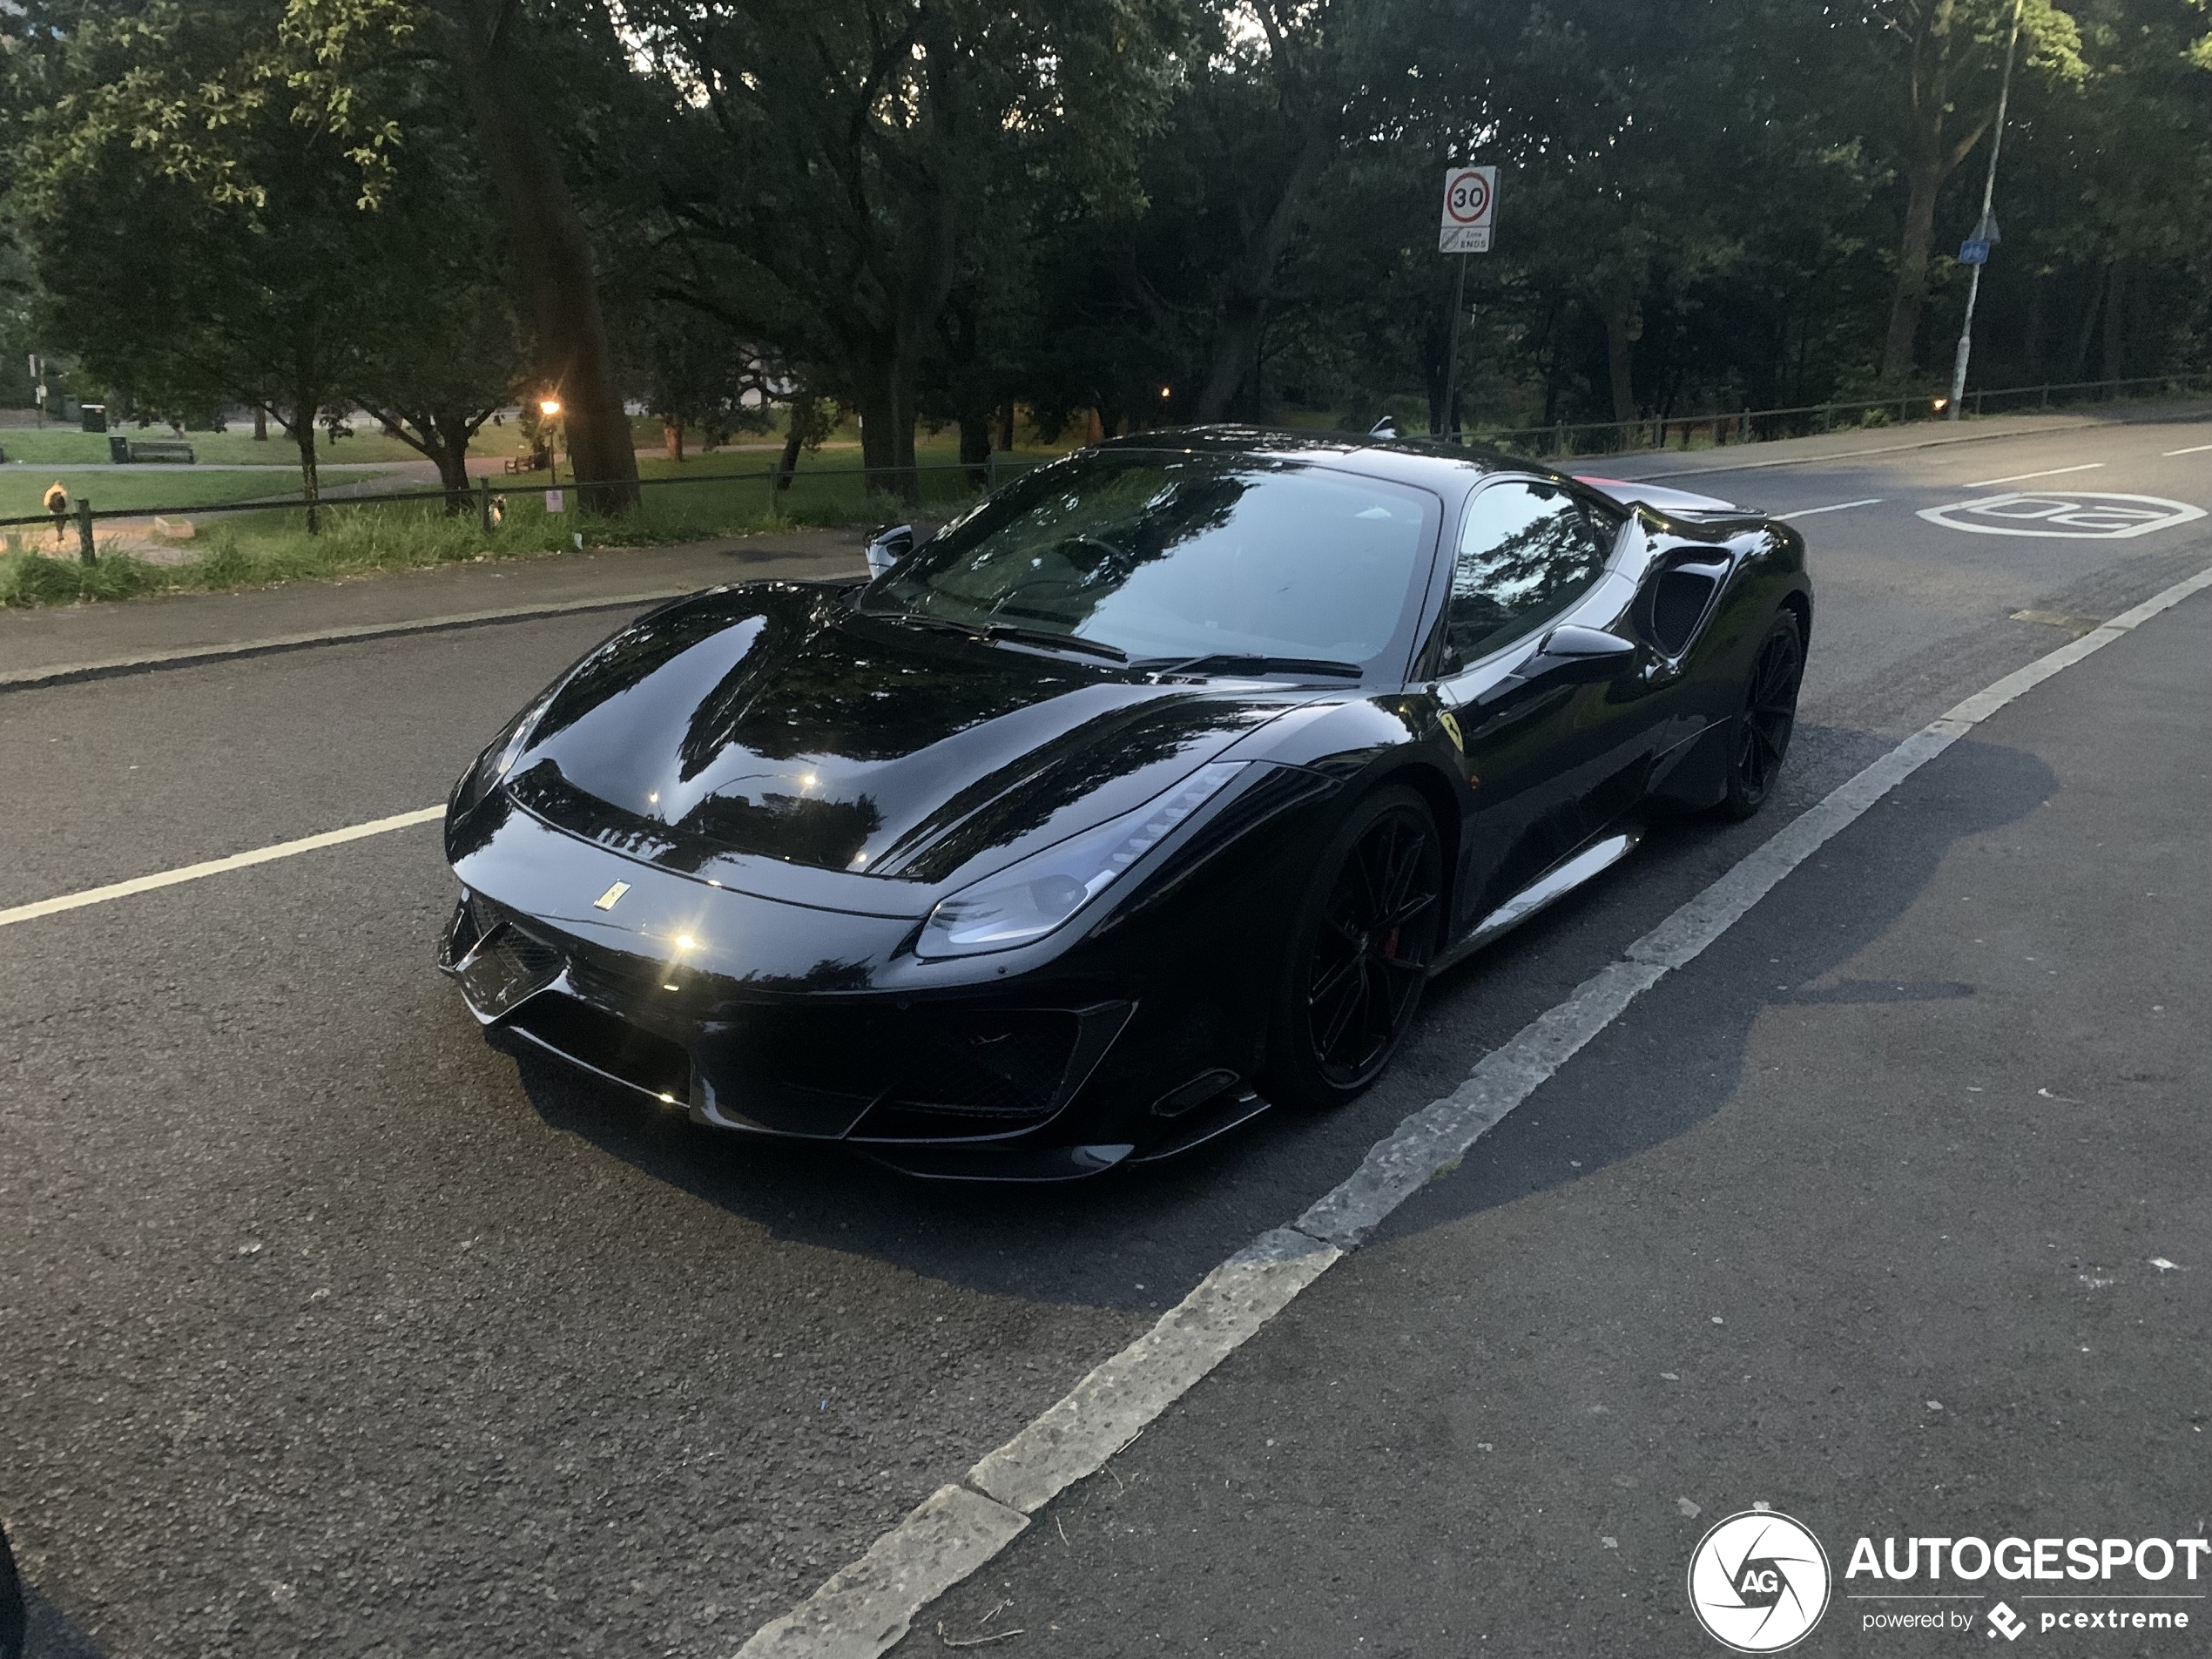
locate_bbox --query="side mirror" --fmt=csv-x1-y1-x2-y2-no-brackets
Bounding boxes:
1518,624,1638,685
865,523,914,579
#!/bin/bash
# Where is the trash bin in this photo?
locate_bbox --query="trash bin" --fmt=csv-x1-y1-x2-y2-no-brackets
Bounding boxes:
81,402,107,433
109,435,131,463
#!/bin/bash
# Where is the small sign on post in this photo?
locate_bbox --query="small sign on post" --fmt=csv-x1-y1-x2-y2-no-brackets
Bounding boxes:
1439,165,1498,253
1436,165,1500,442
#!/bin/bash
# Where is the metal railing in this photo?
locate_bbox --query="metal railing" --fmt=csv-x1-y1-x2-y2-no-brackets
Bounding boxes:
6,370,2209,566
1467,371,2212,460
0,455,1049,565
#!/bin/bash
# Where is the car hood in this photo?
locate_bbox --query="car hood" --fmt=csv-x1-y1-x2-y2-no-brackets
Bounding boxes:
504,583,1309,888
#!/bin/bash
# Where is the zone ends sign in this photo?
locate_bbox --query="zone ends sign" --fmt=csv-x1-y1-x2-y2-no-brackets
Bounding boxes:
1440,165,1498,253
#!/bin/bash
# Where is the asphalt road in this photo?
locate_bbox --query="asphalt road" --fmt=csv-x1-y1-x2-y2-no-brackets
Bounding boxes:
3,411,2208,1658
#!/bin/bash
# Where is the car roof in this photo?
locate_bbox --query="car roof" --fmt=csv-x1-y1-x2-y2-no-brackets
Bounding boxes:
1089,424,1531,493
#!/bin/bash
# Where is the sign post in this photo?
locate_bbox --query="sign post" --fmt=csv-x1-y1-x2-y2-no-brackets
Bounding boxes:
1438,165,1498,440
1948,0,2024,420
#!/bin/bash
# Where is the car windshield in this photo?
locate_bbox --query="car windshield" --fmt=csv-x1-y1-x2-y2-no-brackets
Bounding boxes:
859,450,1440,677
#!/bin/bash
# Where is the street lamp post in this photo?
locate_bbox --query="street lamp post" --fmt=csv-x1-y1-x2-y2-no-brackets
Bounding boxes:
1948,0,2027,421
539,397,563,484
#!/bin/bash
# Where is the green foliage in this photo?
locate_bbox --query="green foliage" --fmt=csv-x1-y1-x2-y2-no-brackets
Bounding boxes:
3,0,2208,523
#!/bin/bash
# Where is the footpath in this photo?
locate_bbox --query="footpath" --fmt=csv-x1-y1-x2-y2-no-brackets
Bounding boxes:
0,528,867,689
887,587,2212,1656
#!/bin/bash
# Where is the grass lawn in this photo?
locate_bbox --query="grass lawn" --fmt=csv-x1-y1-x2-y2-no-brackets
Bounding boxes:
0,446,1054,607
0,465,415,523
0,425,432,468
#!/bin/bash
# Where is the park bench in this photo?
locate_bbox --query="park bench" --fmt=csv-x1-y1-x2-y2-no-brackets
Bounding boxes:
131,438,197,463
106,436,196,463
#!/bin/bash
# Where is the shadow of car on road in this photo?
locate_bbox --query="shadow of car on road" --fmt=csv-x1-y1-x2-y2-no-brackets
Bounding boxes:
1373,734,2055,1242
490,732,2050,1313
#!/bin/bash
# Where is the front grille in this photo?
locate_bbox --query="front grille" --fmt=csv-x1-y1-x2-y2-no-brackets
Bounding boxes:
505,992,692,1103
488,927,562,981
445,894,565,1019
693,1003,1117,1142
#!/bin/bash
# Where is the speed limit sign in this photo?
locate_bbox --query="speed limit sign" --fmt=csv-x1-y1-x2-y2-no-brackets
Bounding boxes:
1439,165,1498,253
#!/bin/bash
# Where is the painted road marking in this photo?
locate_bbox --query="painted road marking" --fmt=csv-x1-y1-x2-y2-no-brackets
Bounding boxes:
0,807,444,930
734,563,2212,1659
1918,492,2207,540
1964,462,2104,487
2164,442,2212,456
1777,498,1882,520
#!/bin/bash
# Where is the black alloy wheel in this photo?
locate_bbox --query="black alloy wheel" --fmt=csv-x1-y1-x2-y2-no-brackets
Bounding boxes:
1268,786,1445,1109
1717,611,1805,819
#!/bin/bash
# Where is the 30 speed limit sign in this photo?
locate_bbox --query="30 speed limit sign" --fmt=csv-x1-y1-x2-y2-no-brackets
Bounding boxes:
1439,165,1498,253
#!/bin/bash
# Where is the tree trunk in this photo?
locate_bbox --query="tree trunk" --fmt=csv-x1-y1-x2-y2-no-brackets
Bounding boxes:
1880,160,1944,381
453,15,637,515
293,412,321,534
1197,299,1268,422
2067,264,2108,383
253,407,268,442
1603,308,1636,424
1194,123,1335,421
663,417,685,463
956,399,991,489
2023,272,2047,381
435,431,473,513
856,371,900,501
2101,259,2129,386
774,393,812,493
995,401,1015,452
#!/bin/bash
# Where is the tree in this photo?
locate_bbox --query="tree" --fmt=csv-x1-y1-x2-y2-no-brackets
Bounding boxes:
6,1,388,522
277,0,644,510
644,301,774,462
5,0,540,520
631,0,1179,498
1865,0,2083,381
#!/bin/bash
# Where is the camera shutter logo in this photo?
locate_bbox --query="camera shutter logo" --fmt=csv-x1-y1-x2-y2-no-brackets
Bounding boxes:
1686,1511,1831,1652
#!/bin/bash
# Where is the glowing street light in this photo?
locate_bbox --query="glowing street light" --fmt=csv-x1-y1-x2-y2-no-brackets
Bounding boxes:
538,397,563,417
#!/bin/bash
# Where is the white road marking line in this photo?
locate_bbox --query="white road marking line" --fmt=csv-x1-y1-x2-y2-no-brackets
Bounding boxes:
1777,497,1882,520
0,807,443,930
2163,442,2212,456
733,558,2212,1659
1965,462,2104,487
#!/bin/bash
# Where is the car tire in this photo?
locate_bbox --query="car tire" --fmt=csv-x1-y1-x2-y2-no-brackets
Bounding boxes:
1716,610,1805,820
1264,785,1446,1109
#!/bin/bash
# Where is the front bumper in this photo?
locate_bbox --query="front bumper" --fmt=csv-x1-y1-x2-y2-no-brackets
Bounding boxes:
440,884,1153,1176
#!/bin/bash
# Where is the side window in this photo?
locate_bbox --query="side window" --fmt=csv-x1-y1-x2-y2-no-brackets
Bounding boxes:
1441,482,1614,671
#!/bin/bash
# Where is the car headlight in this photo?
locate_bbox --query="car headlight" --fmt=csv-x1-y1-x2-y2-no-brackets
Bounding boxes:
916,761,1247,959
457,695,553,812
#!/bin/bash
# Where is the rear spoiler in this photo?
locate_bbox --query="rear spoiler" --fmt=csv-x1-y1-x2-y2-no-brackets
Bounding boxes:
1575,475,1748,517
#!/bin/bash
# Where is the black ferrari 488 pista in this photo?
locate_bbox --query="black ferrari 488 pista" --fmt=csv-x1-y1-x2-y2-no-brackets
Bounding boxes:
440,428,1811,1178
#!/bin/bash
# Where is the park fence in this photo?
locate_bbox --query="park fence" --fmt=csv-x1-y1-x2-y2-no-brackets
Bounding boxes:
5,370,2209,567
1473,370,2212,460
0,455,1046,566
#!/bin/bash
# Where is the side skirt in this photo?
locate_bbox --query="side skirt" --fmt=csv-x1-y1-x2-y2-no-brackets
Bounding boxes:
1429,827,1642,975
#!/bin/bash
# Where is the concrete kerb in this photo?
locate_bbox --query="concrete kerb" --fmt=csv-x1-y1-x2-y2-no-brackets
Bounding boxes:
0,588,703,693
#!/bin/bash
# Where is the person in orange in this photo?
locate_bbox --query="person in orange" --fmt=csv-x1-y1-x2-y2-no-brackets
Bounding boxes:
44,481,70,545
